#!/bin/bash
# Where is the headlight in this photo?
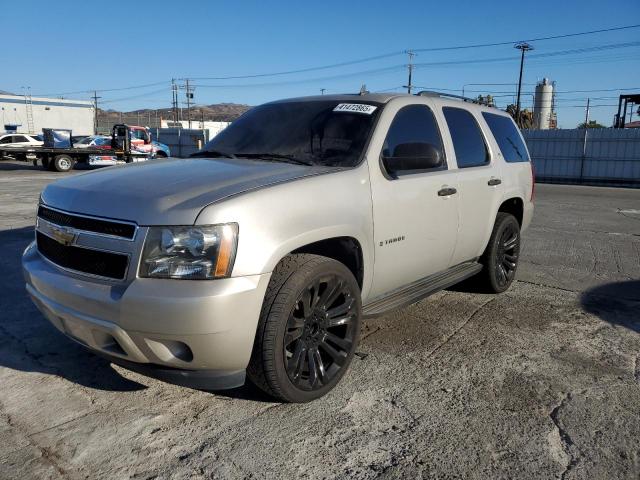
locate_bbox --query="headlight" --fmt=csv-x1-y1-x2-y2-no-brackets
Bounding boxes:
139,224,238,279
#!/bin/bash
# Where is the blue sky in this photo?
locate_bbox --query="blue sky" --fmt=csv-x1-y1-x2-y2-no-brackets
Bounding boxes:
3,0,639,128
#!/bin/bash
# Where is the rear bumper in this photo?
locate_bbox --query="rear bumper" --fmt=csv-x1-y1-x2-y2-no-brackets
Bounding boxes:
23,241,271,389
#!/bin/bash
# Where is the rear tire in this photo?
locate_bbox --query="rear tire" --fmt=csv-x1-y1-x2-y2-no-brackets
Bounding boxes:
477,212,521,293
53,154,74,172
248,254,361,402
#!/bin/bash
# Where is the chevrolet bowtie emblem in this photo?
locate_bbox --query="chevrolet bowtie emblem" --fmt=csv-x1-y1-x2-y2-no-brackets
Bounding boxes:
50,224,77,246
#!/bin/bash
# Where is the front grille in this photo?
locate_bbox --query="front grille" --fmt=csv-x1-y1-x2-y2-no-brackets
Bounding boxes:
36,231,129,280
38,206,136,240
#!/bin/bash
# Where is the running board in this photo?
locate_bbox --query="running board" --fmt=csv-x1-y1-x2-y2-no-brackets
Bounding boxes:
362,261,482,318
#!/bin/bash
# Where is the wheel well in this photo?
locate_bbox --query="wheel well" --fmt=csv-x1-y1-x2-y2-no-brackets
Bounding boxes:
156,151,168,157
498,197,523,226
292,237,364,289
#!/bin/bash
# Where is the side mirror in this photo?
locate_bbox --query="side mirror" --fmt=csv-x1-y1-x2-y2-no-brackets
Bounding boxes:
382,142,443,175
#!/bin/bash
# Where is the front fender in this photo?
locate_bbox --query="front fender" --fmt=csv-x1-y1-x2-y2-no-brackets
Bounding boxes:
195,164,375,298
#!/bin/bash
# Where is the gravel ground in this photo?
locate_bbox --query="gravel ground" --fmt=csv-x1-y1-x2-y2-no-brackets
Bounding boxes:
1,160,639,479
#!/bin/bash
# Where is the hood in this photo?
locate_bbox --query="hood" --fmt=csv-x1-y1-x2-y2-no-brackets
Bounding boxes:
41,157,337,225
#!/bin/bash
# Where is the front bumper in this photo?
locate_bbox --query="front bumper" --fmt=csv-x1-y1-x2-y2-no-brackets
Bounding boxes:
22,241,271,390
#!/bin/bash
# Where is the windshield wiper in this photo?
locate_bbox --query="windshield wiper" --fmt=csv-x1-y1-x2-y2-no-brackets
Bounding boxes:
237,153,313,166
190,149,237,159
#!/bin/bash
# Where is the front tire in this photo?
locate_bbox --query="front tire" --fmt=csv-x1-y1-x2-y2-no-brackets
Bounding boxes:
248,254,362,402
478,212,521,293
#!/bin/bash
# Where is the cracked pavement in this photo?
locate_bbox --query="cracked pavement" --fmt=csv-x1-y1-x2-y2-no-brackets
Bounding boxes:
1,161,639,479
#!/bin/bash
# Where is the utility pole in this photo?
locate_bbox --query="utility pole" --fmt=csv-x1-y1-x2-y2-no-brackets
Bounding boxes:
92,91,101,134
320,88,326,95
584,98,590,126
183,79,194,129
514,42,533,127
405,50,416,94
171,79,178,124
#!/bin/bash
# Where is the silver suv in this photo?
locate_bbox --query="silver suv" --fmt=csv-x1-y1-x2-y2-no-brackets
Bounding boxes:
23,92,534,402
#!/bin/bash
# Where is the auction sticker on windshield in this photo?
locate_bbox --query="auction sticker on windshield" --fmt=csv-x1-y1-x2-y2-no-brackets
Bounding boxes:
333,103,377,114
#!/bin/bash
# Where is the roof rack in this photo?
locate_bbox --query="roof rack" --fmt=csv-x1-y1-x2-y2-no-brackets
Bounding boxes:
416,90,492,106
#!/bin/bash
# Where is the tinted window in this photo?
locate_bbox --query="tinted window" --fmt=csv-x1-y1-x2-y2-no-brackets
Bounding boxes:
382,105,444,173
482,112,530,163
131,130,147,140
443,107,489,168
12,135,29,143
203,100,380,167
0,137,11,144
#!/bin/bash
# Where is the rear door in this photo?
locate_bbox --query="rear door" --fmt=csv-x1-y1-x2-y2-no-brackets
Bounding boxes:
367,99,459,299
441,106,504,265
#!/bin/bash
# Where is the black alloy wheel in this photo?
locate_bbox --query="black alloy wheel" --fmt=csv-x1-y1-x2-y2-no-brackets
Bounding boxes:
477,212,521,293
283,274,358,391
495,220,519,288
248,254,362,402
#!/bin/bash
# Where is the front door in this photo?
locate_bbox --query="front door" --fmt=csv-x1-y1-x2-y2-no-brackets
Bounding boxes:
367,101,460,299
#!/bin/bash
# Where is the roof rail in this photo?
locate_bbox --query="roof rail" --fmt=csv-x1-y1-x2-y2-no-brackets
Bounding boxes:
416,90,491,106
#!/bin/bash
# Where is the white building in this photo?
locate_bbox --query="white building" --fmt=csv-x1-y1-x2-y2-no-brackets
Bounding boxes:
0,94,94,135
161,119,231,140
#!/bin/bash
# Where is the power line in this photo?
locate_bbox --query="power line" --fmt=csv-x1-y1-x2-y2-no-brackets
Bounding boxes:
100,88,170,105
27,25,640,99
189,41,640,90
187,23,640,81
413,24,640,52
34,81,170,98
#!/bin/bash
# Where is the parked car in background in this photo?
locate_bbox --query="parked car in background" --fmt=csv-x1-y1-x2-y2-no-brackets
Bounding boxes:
0,133,43,146
75,133,169,158
71,135,89,144
151,140,170,157
0,133,43,160
74,135,112,149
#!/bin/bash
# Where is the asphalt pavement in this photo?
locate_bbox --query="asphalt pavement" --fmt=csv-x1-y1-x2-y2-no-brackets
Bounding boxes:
0,160,639,479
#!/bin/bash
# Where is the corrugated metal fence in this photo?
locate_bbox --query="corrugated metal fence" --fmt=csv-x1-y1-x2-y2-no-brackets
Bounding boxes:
522,128,640,188
150,128,209,158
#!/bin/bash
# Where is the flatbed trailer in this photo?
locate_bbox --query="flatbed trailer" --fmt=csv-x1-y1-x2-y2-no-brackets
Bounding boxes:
0,145,148,172
0,124,152,172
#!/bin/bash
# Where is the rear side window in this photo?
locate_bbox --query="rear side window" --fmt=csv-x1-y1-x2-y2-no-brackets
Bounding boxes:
443,107,489,168
482,112,530,163
12,135,29,143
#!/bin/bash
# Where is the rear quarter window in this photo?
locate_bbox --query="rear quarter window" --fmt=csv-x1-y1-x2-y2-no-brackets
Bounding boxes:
482,112,530,163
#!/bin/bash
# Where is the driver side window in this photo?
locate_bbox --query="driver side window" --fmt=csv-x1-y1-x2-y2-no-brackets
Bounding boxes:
381,105,445,177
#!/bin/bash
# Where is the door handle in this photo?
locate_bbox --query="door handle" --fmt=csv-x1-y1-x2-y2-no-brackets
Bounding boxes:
438,187,457,197
488,178,502,186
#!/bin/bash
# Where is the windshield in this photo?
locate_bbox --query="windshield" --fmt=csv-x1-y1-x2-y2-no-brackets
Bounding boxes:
200,100,381,167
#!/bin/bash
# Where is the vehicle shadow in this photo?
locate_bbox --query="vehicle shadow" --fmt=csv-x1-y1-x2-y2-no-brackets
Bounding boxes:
0,160,41,172
0,226,145,391
580,280,640,333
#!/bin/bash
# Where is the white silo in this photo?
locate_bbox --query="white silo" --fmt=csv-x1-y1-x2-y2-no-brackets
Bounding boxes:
533,78,554,129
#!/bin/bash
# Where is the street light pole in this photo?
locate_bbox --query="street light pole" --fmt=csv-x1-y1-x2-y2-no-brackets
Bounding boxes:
514,42,533,126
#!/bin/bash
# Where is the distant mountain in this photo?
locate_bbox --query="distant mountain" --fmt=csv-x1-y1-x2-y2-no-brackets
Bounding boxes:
99,103,250,123
0,90,15,95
